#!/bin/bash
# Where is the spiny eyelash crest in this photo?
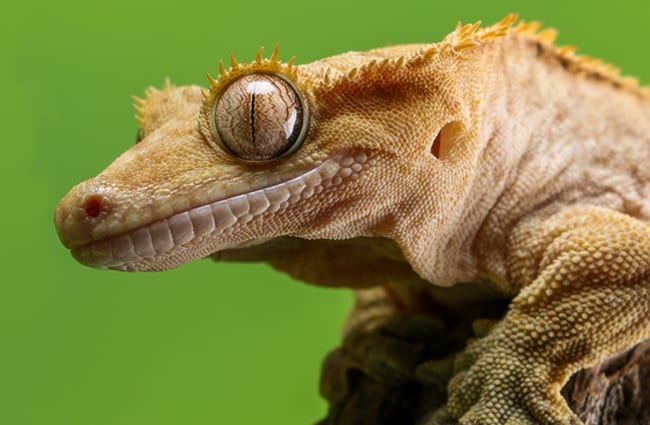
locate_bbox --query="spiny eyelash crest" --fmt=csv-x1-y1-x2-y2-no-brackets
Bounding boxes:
131,46,300,135
202,45,298,114
198,44,302,147
132,79,175,128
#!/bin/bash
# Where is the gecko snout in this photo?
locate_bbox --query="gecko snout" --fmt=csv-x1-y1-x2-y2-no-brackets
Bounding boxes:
54,180,116,250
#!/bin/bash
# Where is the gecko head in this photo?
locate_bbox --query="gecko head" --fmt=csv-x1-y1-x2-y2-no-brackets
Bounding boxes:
55,44,477,286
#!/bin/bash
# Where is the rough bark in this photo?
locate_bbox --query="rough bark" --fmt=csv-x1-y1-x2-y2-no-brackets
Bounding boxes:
317,318,650,425
562,341,650,425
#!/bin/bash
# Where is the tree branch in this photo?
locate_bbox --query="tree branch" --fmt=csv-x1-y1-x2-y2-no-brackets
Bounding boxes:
318,322,650,425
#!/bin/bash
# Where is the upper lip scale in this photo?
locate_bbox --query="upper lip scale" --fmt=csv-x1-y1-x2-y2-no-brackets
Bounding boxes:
69,156,346,269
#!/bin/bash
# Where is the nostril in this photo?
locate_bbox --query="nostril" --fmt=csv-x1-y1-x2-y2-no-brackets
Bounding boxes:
84,195,107,219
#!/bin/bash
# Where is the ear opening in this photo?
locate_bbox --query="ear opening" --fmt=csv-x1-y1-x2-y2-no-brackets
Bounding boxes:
430,121,462,159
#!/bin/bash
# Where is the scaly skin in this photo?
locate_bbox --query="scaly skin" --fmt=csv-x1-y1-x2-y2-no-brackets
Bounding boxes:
55,15,650,424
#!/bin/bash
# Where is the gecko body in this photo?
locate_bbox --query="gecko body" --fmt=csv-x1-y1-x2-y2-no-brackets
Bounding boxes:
55,15,650,424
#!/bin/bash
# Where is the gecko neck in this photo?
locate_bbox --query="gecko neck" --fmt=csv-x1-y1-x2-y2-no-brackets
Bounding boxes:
467,36,650,290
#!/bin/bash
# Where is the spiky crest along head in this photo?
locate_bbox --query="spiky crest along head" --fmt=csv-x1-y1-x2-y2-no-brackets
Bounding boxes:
310,13,647,101
306,14,519,95
133,80,175,127
199,44,311,161
132,78,185,139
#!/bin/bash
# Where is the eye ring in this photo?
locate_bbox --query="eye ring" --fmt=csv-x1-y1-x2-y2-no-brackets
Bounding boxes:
209,72,309,161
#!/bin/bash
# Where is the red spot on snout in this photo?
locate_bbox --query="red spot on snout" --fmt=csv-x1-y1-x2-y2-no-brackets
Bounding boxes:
84,195,105,219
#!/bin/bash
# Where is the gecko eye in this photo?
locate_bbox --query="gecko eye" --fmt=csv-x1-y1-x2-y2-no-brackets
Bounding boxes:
212,74,308,161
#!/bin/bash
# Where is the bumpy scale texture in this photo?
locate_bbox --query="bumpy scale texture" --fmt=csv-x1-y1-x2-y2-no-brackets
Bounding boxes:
55,15,650,425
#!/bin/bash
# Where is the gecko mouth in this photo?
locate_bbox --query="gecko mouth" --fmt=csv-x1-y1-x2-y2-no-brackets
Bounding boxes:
70,152,368,271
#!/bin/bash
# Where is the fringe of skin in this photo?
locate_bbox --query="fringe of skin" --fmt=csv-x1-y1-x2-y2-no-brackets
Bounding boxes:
315,14,649,99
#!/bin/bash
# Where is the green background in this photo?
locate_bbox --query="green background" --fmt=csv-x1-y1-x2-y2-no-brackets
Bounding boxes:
3,1,649,424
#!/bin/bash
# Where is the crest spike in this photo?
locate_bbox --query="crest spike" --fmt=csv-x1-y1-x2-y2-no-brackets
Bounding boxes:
134,114,145,126
537,28,558,44
576,55,593,65
346,67,359,80
621,76,640,87
229,53,239,69
270,43,280,62
423,46,438,60
218,60,227,78
205,72,218,88
557,45,577,57
134,105,145,115
287,56,295,69
201,88,210,100
255,46,264,63
516,21,543,34
500,13,519,27
469,20,481,35
454,39,480,52
131,95,145,106
459,21,481,38
145,86,157,97
323,67,331,84
603,63,621,77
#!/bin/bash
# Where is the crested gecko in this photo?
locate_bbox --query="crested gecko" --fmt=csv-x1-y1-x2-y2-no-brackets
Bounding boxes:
55,15,650,425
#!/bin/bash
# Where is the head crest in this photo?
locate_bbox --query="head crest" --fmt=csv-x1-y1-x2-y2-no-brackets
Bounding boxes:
201,44,298,113
313,14,648,100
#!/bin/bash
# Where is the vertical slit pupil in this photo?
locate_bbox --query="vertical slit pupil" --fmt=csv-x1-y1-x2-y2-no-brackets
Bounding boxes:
250,92,256,144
